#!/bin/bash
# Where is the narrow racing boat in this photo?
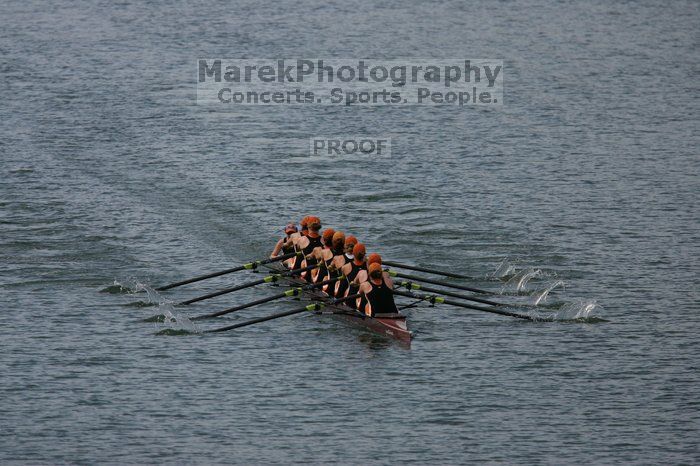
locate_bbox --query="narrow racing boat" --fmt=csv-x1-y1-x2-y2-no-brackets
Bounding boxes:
264,263,413,345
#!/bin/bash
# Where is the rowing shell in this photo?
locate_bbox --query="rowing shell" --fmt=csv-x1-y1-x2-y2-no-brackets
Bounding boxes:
264,263,413,345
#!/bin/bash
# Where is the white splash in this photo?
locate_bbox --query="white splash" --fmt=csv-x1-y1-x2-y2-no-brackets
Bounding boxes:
501,268,542,293
158,302,198,333
490,257,517,279
554,299,600,320
533,280,565,305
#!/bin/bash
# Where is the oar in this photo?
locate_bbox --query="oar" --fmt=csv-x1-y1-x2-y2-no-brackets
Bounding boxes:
386,269,491,295
383,261,472,279
192,288,302,320
156,251,300,291
393,289,549,321
206,293,361,333
192,275,345,321
206,303,324,333
178,263,317,305
396,281,535,308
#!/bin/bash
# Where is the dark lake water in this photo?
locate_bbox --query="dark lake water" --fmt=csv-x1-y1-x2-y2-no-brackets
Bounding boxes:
2,0,698,463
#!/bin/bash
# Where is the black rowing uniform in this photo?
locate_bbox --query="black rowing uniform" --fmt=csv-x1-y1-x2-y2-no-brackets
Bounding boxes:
364,279,398,316
281,235,295,255
335,260,365,299
318,247,345,286
291,235,322,270
298,235,322,280
315,251,335,285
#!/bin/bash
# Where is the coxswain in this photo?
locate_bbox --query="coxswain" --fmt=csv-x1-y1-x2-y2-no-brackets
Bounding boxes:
334,242,367,299
270,223,298,258
359,261,399,316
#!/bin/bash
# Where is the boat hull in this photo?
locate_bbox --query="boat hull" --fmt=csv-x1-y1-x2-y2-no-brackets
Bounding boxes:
266,263,413,345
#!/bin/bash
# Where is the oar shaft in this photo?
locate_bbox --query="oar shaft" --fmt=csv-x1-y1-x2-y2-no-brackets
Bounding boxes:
193,275,343,321
387,270,490,295
156,252,298,291
206,303,323,333
179,275,276,305
193,288,301,320
393,289,543,321
178,263,318,306
383,261,472,279
398,281,504,307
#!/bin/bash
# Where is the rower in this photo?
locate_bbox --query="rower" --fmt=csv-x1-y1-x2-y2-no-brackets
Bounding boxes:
335,242,366,299
285,216,309,269
343,235,358,264
296,216,323,279
270,223,298,258
353,252,383,286
359,262,399,317
353,252,386,310
318,231,346,291
309,228,335,283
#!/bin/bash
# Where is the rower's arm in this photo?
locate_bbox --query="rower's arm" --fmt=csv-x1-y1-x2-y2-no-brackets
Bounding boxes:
359,282,372,316
341,262,352,276
270,238,284,258
384,273,394,288
353,270,367,286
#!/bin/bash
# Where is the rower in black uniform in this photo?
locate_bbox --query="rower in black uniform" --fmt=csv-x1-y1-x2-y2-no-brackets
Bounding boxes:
335,242,366,299
270,223,298,258
359,261,399,316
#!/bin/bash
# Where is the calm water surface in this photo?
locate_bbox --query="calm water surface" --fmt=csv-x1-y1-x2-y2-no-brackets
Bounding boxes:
1,0,699,463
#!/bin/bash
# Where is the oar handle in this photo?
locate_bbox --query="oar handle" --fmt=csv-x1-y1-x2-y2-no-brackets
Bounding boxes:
303,275,344,290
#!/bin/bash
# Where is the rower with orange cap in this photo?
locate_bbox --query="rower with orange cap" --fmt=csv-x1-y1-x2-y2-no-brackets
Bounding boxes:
314,231,347,289
342,235,358,265
352,252,383,286
353,252,386,311
334,242,367,299
295,216,324,279
358,259,399,316
270,222,298,258
284,216,309,269
308,227,335,283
